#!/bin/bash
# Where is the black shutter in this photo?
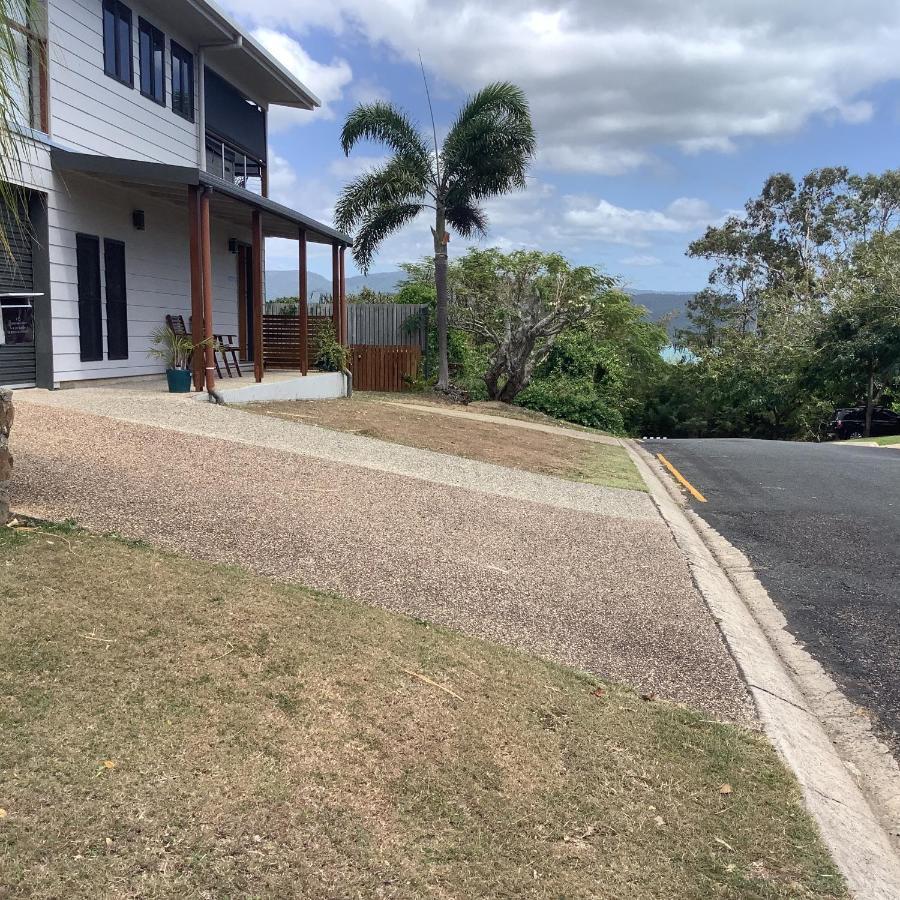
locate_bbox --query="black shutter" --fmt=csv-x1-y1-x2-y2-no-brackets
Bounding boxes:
76,234,102,361
104,239,128,360
0,196,32,292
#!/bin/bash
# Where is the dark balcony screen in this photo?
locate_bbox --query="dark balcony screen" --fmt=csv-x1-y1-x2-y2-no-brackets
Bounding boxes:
204,66,266,163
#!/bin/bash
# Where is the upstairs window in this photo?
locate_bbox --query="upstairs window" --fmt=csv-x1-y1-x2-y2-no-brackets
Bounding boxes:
170,41,194,121
102,0,133,86
138,18,165,105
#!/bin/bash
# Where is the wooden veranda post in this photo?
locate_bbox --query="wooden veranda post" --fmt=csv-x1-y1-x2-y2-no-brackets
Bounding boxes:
298,228,308,375
187,185,205,390
251,210,264,382
199,188,215,393
339,245,347,346
331,242,340,340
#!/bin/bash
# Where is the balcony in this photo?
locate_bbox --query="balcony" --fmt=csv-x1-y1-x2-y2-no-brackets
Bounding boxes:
205,133,265,196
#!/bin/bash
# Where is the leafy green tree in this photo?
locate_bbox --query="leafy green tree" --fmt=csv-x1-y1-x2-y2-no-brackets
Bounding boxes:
450,248,613,402
813,232,900,435
661,165,900,440
350,286,397,304
334,83,536,390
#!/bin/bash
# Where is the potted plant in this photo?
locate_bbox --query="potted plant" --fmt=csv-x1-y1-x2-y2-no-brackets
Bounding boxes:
148,325,202,393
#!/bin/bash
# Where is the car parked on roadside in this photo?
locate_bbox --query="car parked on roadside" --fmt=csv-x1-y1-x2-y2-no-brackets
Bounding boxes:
826,407,900,440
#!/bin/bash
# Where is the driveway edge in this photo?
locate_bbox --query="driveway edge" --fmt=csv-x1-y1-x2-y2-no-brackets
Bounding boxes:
622,439,900,900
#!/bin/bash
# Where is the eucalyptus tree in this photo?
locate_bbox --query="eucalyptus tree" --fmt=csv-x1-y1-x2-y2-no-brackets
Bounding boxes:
335,82,536,389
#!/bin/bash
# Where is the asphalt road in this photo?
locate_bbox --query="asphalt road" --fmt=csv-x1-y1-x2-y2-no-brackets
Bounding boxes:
650,438,900,748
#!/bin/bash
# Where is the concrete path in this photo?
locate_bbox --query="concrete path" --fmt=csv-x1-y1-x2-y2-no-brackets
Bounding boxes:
382,400,623,445
9,388,753,722
22,388,650,521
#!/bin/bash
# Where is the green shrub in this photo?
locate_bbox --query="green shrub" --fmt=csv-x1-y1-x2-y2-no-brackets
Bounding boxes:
515,375,625,433
313,322,349,372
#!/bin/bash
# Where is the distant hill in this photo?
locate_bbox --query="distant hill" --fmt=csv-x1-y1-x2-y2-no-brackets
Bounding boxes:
628,291,694,335
265,268,696,333
265,269,404,301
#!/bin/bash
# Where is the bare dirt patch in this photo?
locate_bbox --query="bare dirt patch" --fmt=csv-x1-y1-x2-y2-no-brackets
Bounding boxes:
0,526,844,899
248,392,645,492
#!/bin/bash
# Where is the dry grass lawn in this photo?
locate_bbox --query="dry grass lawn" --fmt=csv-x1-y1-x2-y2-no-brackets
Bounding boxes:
248,392,646,492
0,525,845,899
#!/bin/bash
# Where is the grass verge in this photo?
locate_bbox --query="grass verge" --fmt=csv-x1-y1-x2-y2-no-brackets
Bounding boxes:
247,393,646,492
0,526,844,898
847,434,900,446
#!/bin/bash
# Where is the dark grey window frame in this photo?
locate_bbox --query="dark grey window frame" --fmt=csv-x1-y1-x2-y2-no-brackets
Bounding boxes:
102,0,133,87
138,17,165,106
170,40,194,122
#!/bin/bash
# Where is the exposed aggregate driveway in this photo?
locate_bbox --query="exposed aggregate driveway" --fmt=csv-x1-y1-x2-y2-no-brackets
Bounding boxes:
10,389,753,722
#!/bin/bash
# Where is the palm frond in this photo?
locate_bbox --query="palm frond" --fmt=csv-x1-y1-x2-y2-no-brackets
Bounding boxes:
340,102,431,163
447,82,531,140
445,202,488,239
0,0,32,256
352,202,424,273
441,82,536,198
334,155,430,233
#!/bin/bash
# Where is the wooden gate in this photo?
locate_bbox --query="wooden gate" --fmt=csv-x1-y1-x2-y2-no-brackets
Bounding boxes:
349,345,421,391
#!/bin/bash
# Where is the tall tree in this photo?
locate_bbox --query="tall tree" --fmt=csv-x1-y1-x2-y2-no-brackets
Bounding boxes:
335,82,536,390
450,248,615,402
814,232,900,436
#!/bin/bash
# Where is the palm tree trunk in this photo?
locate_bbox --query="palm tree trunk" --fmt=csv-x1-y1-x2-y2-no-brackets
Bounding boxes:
865,361,875,438
433,206,450,390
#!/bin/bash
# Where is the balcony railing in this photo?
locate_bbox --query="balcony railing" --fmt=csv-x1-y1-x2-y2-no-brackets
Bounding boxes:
205,133,265,196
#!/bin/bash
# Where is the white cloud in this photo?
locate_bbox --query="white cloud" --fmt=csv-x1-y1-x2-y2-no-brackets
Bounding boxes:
562,196,718,246
230,0,900,174
328,155,390,178
252,28,352,131
621,254,663,267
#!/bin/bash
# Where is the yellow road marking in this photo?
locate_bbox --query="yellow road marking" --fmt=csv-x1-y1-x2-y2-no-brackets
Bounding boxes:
656,453,707,503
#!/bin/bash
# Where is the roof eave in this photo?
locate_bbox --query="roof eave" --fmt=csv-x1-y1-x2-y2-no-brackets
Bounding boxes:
186,0,322,109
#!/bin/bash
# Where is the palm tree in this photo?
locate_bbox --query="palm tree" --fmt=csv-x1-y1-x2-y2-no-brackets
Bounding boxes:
335,82,536,390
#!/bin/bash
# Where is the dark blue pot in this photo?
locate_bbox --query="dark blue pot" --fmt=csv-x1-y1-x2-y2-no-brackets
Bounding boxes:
166,368,192,393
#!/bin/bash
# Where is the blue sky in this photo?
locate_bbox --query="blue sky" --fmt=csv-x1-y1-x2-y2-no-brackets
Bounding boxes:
221,1,900,291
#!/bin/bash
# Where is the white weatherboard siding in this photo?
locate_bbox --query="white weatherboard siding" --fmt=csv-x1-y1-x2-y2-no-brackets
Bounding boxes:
48,0,199,166
48,173,249,383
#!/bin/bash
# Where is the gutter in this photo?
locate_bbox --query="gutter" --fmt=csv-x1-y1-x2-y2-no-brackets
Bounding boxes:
182,0,320,107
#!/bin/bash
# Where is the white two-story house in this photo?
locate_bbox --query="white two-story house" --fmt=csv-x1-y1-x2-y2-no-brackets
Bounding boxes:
1,0,351,396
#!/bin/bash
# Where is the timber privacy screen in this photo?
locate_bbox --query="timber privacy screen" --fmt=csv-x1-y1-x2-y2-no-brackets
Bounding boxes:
262,302,428,391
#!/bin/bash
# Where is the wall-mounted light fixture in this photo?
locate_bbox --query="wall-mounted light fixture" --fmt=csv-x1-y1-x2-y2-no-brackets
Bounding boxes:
227,238,238,254
132,210,145,230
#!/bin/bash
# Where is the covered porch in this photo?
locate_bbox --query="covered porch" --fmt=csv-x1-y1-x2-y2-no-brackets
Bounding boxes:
51,149,353,398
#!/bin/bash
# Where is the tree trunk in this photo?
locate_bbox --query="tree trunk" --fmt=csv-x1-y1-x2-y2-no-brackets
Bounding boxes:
0,389,14,525
433,208,450,391
483,357,504,400
865,362,875,438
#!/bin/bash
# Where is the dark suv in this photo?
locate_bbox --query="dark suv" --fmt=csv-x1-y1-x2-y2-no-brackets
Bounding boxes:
827,407,900,440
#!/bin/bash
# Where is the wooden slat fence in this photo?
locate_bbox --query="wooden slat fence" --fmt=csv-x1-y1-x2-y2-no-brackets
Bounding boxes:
263,314,332,369
263,303,427,390
348,345,421,392
264,302,427,348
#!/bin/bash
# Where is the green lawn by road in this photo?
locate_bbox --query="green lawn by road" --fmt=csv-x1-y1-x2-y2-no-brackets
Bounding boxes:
847,434,900,446
0,524,845,899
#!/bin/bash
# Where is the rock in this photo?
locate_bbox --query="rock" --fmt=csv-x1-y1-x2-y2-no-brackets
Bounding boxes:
0,389,12,525
0,389,12,437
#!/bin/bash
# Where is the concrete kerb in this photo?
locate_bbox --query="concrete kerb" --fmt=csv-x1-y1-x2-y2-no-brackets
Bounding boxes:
621,438,900,900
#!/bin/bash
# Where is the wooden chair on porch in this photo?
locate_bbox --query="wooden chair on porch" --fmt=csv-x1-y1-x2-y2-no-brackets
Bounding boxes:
165,315,242,378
